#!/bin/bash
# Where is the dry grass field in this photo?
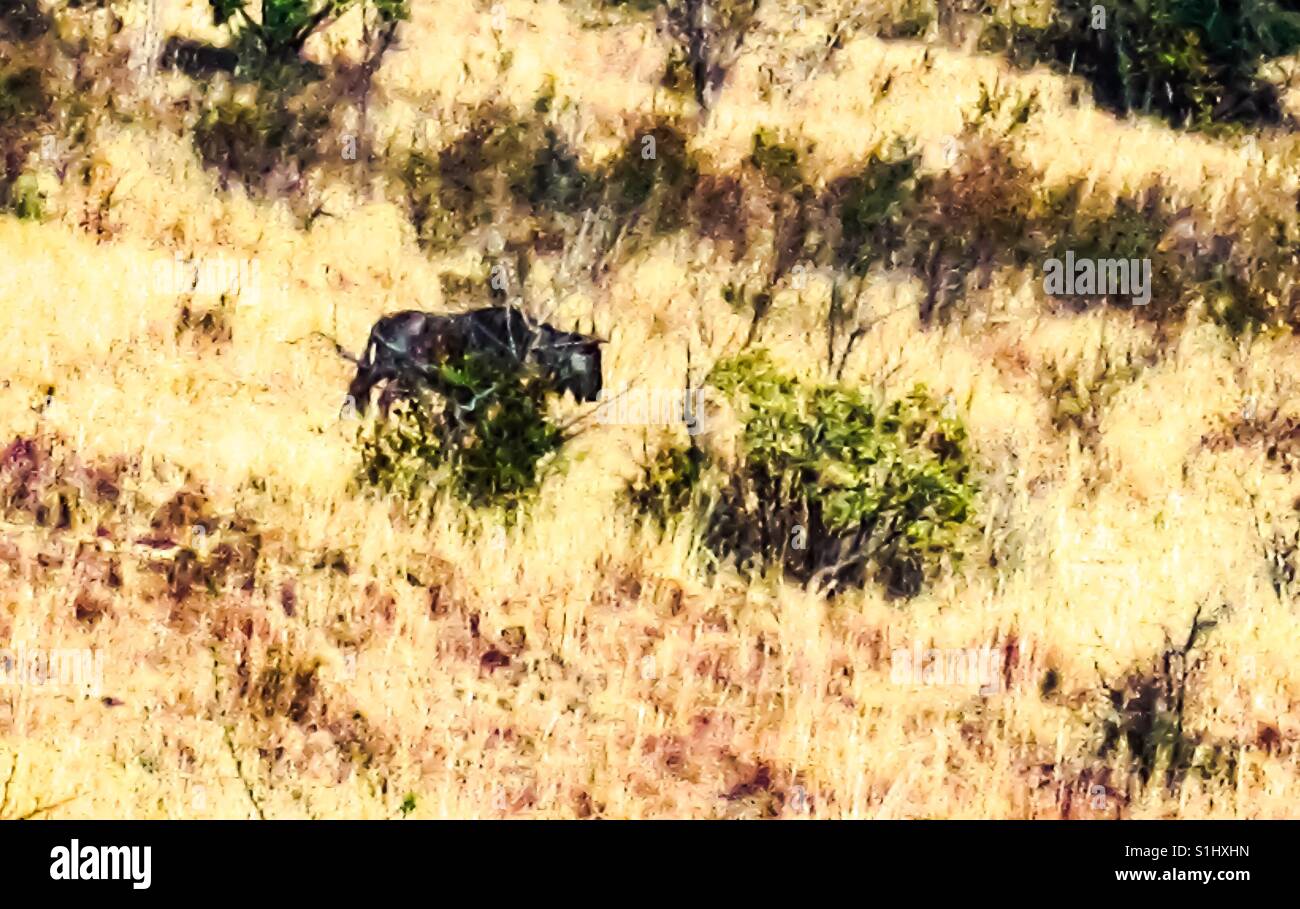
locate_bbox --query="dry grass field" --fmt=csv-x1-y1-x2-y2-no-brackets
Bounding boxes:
3,0,1300,819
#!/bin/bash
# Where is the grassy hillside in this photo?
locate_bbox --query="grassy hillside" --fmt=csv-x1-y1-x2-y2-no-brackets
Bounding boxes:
2,0,1300,818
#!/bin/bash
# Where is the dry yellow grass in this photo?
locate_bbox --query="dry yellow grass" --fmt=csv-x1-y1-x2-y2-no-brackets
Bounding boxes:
2,0,1299,819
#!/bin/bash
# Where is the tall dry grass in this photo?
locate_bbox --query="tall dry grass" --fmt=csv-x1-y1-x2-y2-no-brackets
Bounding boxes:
1,0,1299,818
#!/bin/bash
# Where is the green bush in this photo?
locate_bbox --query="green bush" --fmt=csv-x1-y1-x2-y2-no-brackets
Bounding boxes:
831,143,921,275
604,121,699,234
520,128,594,215
9,172,43,220
207,0,408,66
749,129,802,191
634,352,979,596
985,0,1300,131
629,442,705,525
357,350,564,510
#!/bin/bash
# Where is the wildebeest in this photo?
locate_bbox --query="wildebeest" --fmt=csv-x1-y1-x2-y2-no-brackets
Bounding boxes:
345,307,603,415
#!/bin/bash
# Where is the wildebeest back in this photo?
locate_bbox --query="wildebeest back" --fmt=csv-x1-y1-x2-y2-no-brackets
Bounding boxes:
347,307,603,412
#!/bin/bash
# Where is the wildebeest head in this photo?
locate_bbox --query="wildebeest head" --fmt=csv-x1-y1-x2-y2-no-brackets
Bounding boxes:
345,310,458,413
528,324,603,402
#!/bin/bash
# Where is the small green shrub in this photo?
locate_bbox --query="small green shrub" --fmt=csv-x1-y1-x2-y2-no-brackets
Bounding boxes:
635,352,979,596
357,351,564,511
402,106,604,250
831,143,921,274
9,173,43,220
604,121,699,234
207,0,408,67
629,442,705,525
519,128,594,215
749,129,802,191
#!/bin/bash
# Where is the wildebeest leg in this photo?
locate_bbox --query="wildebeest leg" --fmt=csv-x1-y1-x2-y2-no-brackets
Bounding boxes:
378,379,409,417
348,363,399,414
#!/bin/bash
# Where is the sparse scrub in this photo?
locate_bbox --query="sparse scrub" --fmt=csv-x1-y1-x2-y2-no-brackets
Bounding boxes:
204,0,408,81
1037,184,1186,318
1039,343,1154,447
829,142,922,275
604,119,700,235
4,0,1298,821
1094,606,1240,796
194,93,331,196
401,105,605,251
826,136,1036,323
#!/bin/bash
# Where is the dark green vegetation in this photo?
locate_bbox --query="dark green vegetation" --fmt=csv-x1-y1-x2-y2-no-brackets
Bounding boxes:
0,66,47,218
357,349,564,511
206,0,408,70
982,0,1300,131
633,352,979,597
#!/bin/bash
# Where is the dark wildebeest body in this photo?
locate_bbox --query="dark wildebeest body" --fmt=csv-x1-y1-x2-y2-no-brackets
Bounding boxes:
347,307,603,414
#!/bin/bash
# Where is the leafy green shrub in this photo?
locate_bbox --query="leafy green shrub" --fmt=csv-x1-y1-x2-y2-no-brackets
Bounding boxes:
635,352,979,596
984,0,1300,131
357,350,564,510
